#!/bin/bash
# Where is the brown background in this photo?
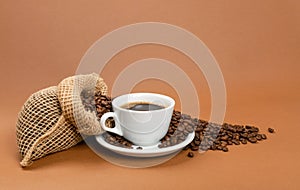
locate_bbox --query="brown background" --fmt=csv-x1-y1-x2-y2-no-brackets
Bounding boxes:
1,0,299,189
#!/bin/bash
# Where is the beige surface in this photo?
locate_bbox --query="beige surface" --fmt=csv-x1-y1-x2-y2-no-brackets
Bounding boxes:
1,0,299,189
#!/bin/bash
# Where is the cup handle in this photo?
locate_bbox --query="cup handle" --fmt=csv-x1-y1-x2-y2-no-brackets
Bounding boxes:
100,112,123,136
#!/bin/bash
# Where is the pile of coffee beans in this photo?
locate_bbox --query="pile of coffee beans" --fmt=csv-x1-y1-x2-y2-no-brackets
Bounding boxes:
159,111,270,154
81,92,273,154
102,132,133,148
185,121,269,153
81,90,115,127
80,88,96,112
158,111,196,148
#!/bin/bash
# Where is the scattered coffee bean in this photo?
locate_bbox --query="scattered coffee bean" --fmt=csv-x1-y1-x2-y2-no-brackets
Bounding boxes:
136,146,143,150
261,134,267,139
268,128,275,133
187,152,194,158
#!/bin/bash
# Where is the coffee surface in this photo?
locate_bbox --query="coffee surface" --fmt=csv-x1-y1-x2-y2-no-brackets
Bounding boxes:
122,102,164,111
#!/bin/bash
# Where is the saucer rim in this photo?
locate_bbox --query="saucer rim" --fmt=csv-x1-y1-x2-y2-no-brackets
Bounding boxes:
94,131,195,157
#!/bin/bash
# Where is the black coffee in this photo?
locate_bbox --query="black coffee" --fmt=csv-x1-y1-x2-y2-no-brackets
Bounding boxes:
122,102,165,111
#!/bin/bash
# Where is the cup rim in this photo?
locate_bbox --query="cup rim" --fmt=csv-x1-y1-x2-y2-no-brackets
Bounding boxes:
112,92,175,113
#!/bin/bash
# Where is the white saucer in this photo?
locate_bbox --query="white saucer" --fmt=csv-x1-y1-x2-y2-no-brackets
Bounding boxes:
95,131,195,158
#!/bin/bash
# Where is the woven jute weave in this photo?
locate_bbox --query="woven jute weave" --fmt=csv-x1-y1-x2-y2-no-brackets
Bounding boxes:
16,86,82,167
16,73,108,167
56,73,108,135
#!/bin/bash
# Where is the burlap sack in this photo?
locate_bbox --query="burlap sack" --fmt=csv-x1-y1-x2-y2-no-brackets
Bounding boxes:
56,73,108,135
16,86,82,167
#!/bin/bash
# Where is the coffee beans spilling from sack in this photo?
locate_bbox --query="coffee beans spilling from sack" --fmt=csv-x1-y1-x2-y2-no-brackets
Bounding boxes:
57,73,108,135
81,90,115,128
82,93,272,154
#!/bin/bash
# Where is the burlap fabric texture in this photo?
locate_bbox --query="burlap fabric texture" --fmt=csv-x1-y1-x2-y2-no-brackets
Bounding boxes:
57,73,108,135
16,86,82,167
16,73,107,167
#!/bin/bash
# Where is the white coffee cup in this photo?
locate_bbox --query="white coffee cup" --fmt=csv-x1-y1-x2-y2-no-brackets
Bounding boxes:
100,93,175,146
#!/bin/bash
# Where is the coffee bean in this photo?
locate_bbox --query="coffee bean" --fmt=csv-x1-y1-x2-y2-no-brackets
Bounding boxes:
191,145,199,151
171,120,178,124
170,137,177,145
183,130,189,136
241,139,247,144
210,144,217,150
232,139,240,145
194,140,201,146
229,127,237,133
248,137,257,143
168,128,174,134
216,145,223,150
177,126,184,131
256,134,262,141
222,147,229,152
237,127,244,133
221,141,227,146
164,136,170,141
220,135,229,141
245,125,252,129
177,132,184,138
108,136,116,142
166,141,171,146
234,134,240,140
136,146,143,150
241,133,248,138
186,126,194,133
195,128,202,132
187,152,194,158
250,127,259,132
268,128,275,133
214,140,221,145
261,134,267,139
248,133,257,138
